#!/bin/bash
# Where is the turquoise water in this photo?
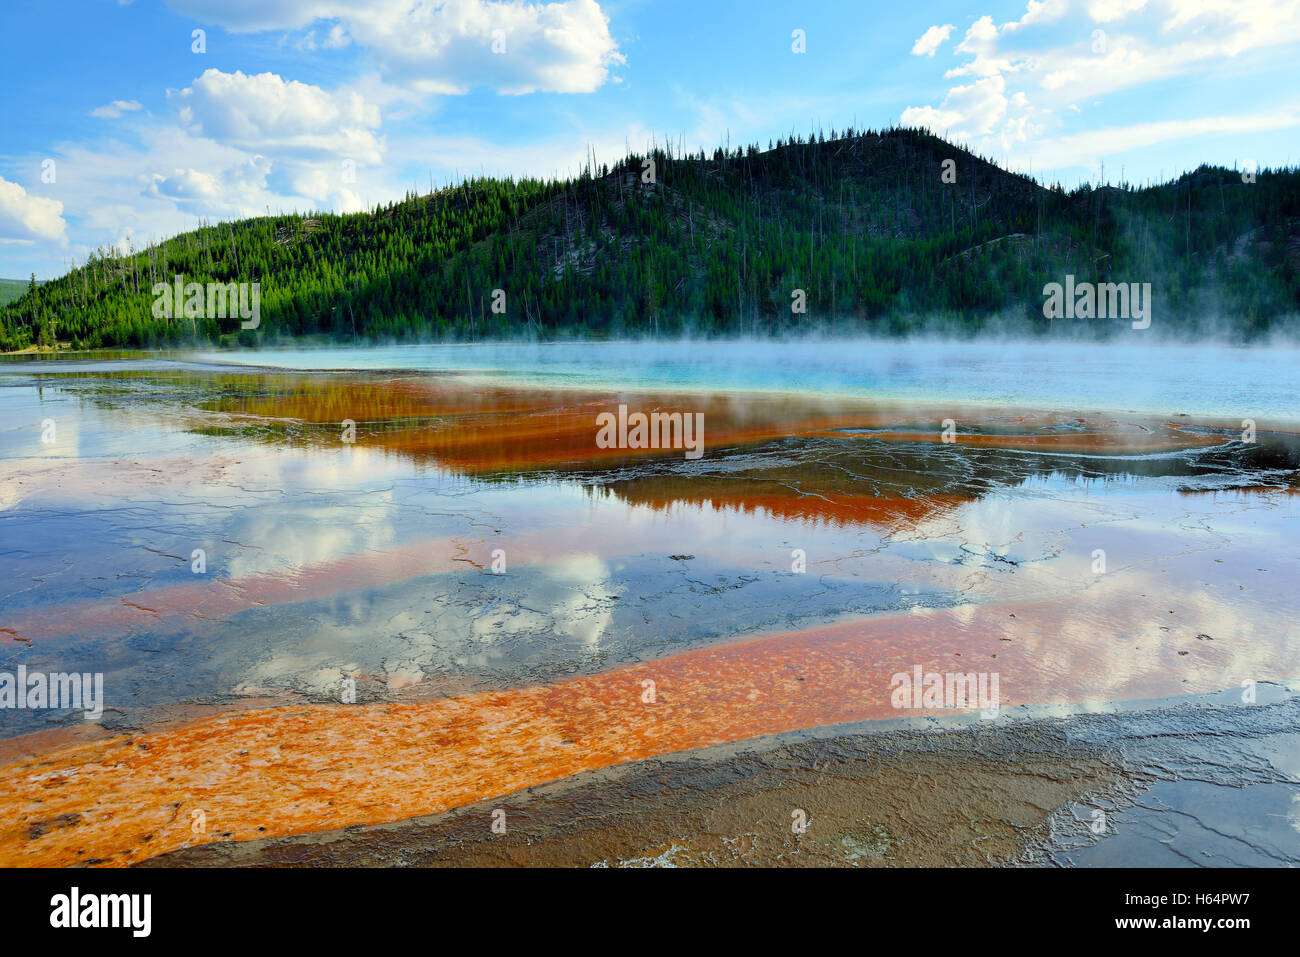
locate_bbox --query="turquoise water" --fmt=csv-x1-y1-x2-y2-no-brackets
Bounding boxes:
3,338,1295,421
173,339,1300,422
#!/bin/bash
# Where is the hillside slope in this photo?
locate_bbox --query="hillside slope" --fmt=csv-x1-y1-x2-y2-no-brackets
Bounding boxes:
3,127,1298,350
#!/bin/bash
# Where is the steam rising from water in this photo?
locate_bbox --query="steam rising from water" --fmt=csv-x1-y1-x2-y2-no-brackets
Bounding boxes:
188,338,1300,422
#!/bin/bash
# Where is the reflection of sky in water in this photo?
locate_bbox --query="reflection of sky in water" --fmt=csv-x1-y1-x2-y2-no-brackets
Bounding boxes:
0,361,1296,741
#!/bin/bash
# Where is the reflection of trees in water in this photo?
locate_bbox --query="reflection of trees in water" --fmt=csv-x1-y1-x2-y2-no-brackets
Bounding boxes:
60,369,1300,526
591,437,1300,529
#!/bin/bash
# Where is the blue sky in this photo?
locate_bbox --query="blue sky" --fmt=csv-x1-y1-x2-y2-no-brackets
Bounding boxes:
3,0,1299,278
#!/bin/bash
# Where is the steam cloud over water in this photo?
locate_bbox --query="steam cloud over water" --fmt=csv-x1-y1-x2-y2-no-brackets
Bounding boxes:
192,338,1300,422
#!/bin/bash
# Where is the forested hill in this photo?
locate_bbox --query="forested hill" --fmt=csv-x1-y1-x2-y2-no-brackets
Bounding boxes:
3,126,1298,351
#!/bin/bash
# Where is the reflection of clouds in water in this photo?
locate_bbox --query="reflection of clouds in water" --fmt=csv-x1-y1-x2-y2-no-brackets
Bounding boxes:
0,432,416,515
301,666,360,698
890,485,1298,707
35,418,77,462
468,554,613,650
0,479,19,511
16,368,1296,718
544,553,613,651
203,444,445,580
0,387,83,463
470,604,551,642
1037,562,1290,703
222,489,399,580
893,495,1082,601
225,479,1295,703
233,658,364,698
228,553,614,697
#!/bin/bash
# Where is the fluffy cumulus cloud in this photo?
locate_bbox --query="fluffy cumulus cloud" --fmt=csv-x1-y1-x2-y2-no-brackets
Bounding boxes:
21,71,382,267
144,154,277,216
165,0,623,95
946,15,1018,78
902,0,1300,170
902,74,1011,141
97,68,388,222
911,24,954,58
0,176,67,244
167,69,383,163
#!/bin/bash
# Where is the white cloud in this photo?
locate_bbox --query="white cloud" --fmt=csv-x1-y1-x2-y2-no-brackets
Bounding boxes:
325,23,350,48
947,15,1020,77
902,74,1013,141
1086,0,1149,21
294,22,351,51
167,69,383,164
0,176,67,243
1004,0,1070,31
958,14,1000,53
1160,0,1300,49
90,99,144,119
165,0,623,95
16,105,386,270
1013,104,1300,169
147,166,222,202
144,155,275,216
912,24,954,57
905,0,1300,173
